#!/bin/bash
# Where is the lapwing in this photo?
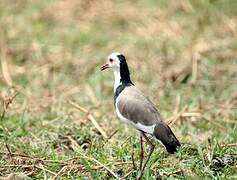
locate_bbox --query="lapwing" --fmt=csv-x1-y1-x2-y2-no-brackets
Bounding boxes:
101,52,180,179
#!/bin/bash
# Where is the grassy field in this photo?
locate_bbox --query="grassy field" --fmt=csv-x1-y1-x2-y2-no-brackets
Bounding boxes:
0,0,237,179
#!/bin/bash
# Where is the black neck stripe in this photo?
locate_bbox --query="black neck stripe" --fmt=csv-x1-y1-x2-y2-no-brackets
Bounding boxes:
117,54,132,84
113,54,134,105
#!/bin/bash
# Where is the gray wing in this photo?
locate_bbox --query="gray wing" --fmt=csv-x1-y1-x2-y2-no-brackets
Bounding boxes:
116,86,163,126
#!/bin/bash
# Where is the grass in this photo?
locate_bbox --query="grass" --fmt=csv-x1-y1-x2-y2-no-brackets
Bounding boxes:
0,0,237,179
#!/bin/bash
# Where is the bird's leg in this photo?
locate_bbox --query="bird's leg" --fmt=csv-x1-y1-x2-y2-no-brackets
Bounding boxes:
139,133,144,172
137,132,155,179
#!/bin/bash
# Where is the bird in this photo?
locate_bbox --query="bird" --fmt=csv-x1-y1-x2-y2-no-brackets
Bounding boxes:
101,52,180,179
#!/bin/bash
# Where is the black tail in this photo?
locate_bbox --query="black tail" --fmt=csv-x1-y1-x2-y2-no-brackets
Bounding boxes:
154,123,180,154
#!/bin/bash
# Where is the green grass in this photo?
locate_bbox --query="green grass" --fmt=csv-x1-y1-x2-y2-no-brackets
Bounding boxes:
0,0,237,179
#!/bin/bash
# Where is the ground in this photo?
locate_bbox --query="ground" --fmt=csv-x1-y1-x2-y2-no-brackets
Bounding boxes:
0,0,237,179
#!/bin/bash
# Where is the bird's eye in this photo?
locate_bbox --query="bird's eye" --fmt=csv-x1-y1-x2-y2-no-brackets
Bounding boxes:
109,58,113,63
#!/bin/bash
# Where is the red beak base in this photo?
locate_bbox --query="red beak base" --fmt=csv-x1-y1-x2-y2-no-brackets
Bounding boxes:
100,63,109,71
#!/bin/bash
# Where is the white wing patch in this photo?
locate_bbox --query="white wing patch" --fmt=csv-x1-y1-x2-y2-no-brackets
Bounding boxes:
115,95,155,135
135,122,156,135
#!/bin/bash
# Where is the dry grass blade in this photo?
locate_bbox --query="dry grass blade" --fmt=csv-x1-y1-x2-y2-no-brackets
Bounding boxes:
0,164,34,168
222,143,237,147
36,164,57,176
76,152,120,179
85,84,99,104
69,101,108,139
0,49,13,87
0,92,18,121
104,129,119,145
122,167,134,179
66,135,80,151
88,114,108,138
168,105,188,126
163,169,183,177
0,152,69,165
191,50,200,84
181,112,201,117
52,166,68,180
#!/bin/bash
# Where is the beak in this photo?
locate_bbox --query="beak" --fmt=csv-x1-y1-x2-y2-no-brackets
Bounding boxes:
100,63,109,71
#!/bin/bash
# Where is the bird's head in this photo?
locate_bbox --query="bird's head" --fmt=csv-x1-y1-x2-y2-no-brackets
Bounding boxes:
100,52,126,71
101,52,132,85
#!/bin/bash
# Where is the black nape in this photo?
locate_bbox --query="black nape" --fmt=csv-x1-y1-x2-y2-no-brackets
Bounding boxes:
117,55,133,84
